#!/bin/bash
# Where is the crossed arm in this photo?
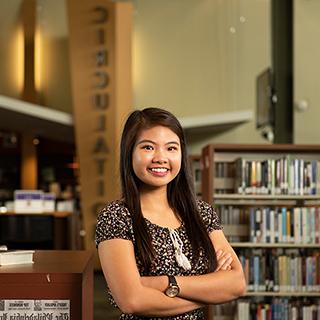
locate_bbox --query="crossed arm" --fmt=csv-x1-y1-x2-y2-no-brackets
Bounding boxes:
98,230,246,317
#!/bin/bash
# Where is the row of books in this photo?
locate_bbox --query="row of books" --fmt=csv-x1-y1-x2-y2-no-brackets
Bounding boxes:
217,206,320,244
249,207,320,244
215,161,234,194
235,157,320,195
239,249,320,293
237,298,320,320
215,161,234,178
216,205,249,225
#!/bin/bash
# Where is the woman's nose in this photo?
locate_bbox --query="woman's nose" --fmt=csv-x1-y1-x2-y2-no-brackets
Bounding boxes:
152,149,167,164
152,158,167,164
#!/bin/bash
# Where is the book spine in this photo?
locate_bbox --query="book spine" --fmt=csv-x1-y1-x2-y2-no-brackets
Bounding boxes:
270,209,275,243
300,159,304,195
293,207,301,244
282,207,287,243
316,207,320,244
278,208,283,243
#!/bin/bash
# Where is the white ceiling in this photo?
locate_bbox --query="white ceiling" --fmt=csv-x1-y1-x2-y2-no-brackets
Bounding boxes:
0,95,74,142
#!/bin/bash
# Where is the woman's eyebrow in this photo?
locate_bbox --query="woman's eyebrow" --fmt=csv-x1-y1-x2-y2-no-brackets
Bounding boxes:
136,139,155,145
136,140,180,146
166,141,180,146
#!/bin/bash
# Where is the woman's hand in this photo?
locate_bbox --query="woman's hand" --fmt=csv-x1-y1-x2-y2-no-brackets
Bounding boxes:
215,249,233,271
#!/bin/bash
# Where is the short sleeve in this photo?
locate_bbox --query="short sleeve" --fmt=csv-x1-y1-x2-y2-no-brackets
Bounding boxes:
95,200,134,247
197,200,222,233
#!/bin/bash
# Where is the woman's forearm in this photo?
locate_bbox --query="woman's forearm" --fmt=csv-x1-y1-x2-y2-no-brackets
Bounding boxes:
141,242,246,304
141,269,246,305
99,239,204,317
176,269,246,304
120,285,204,317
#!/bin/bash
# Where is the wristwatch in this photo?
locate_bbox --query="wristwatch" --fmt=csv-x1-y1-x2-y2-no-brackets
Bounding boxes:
165,275,180,298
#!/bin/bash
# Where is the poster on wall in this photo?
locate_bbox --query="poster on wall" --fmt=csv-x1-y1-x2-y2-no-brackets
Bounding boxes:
0,299,70,319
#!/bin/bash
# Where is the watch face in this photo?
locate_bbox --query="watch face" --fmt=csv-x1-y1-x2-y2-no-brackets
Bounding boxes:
166,285,179,298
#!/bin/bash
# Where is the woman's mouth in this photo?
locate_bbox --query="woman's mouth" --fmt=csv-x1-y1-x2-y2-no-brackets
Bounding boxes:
148,167,169,176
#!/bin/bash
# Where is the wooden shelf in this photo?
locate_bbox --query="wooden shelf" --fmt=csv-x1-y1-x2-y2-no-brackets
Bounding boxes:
223,225,249,237
213,193,320,206
215,199,297,206
231,242,320,248
214,194,320,200
203,143,320,153
1,211,73,218
245,292,320,297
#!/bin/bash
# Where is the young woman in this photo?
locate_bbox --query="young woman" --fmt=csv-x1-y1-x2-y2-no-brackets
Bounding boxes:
95,107,246,319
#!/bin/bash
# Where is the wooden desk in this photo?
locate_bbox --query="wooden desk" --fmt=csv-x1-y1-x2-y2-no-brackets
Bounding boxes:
0,250,93,320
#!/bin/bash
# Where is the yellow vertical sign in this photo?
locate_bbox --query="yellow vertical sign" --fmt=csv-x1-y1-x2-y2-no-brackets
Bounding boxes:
67,0,133,266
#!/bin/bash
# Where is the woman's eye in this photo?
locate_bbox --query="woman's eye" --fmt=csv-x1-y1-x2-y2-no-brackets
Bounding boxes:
142,145,153,150
168,146,178,151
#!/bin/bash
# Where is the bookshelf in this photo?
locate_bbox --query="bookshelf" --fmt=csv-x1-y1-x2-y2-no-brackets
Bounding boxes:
201,144,320,320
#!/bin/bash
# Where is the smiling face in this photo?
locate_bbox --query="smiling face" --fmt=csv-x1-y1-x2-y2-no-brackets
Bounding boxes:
132,125,182,191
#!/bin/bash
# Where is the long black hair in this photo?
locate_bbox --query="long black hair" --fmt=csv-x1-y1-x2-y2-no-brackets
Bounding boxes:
120,107,217,272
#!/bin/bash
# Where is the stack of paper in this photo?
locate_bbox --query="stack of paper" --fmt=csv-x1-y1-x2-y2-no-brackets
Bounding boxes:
0,250,35,266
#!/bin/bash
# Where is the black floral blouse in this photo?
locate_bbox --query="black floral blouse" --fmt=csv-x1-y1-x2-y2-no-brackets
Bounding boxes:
95,199,222,320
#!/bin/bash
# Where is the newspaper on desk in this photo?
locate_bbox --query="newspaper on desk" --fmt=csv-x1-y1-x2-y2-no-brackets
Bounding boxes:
0,299,70,320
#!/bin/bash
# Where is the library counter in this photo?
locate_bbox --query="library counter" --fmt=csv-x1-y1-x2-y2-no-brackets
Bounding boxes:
0,250,93,320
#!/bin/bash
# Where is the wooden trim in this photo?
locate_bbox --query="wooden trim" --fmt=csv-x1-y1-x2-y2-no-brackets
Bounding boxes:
2,211,73,218
232,242,320,248
203,143,320,152
245,292,320,297
188,154,201,161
